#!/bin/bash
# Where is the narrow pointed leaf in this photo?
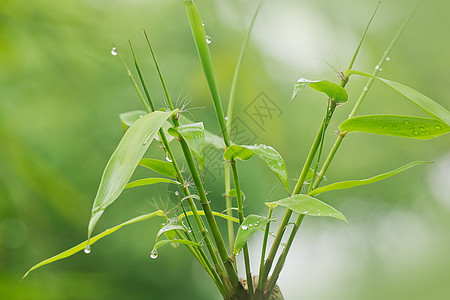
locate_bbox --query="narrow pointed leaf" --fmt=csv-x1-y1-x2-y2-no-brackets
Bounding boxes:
309,161,429,196
169,122,205,174
152,239,201,251
233,215,271,255
224,144,289,192
268,194,347,223
125,177,180,189
179,210,239,224
88,110,175,239
139,158,177,178
22,210,164,280
119,110,148,131
339,115,450,139
346,70,450,125
156,219,186,240
292,78,348,103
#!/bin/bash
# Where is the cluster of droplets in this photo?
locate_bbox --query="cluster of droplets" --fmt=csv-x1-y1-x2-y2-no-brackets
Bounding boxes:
241,220,260,231
202,20,212,45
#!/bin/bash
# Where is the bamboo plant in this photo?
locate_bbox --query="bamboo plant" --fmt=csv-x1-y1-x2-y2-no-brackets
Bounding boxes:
23,1,450,299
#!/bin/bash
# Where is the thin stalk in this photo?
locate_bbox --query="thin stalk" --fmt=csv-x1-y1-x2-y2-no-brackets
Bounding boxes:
128,44,230,290
224,165,234,255
144,31,242,292
313,5,417,189
257,205,274,297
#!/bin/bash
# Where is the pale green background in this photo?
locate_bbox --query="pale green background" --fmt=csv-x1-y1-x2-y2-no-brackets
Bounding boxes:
1,0,450,299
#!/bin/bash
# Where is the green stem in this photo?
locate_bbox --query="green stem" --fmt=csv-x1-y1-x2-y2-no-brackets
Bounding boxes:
224,164,234,256
257,205,274,297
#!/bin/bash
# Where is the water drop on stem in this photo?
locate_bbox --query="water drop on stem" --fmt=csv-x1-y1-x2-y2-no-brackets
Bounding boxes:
111,47,118,56
150,249,158,259
84,245,91,254
165,155,172,163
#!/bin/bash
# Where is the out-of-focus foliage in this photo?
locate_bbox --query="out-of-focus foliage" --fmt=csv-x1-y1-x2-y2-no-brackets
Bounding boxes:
1,0,450,299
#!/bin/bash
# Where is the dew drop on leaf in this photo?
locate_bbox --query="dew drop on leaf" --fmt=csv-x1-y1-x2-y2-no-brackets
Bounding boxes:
205,36,212,44
111,47,118,56
435,125,442,130
165,155,172,163
150,249,158,259
175,191,179,196
241,225,248,230
83,245,91,254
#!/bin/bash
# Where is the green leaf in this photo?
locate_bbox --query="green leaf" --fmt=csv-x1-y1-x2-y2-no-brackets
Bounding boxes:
228,189,245,198
125,177,180,189
233,214,271,255
152,239,201,251
179,210,239,224
305,168,326,182
309,161,429,196
119,110,148,131
179,112,226,149
169,122,205,174
292,78,348,103
156,218,186,240
139,158,177,178
268,194,347,223
346,70,450,125
22,210,164,280
339,115,450,140
88,110,175,239
224,144,289,192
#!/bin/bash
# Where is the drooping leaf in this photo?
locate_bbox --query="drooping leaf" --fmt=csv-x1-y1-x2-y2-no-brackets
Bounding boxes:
233,215,271,255
169,122,205,174
139,158,177,178
224,144,289,192
152,239,201,252
268,194,347,223
345,70,450,125
156,218,186,240
292,78,348,103
309,161,429,196
339,115,450,140
88,110,175,239
125,177,180,189
119,110,148,131
22,210,164,280
179,114,226,149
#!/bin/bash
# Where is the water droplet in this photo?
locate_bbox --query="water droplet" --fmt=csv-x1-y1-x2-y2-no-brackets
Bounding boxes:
225,116,228,121
419,126,426,132
150,249,158,259
281,243,286,247
413,131,419,135
409,128,414,132
386,57,391,61
202,21,206,26
187,228,192,233
392,126,398,130
375,65,380,70
241,225,248,230
434,125,442,129
165,155,172,162
248,223,254,227
111,47,118,56
84,245,91,254
205,36,212,44
379,68,382,71
303,210,309,214
363,87,368,91
383,126,388,130
175,191,179,196
143,131,154,145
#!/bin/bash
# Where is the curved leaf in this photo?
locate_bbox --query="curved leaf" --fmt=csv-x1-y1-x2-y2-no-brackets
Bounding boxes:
125,177,180,189
119,110,148,131
152,239,201,251
233,215,271,255
339,115,449,140
139,158,177,178
22,210,164,280
268,194,347,223
169,122,205,174
224,144,289,192
309,161,429,196
179,210,239,223
346,70,450,125
88,110,175,239
178,114,226,149
292,78,348,103
156,218,186,240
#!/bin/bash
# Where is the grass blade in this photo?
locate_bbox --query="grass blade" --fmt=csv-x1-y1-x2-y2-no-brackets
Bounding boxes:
88,110,175,239
22,210,164,280
340,115,450,140
310,161,429,196
125,177,180,189
139,158,178,178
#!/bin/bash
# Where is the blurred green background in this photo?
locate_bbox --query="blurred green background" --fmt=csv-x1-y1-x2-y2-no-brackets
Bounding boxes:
1,0,449,299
